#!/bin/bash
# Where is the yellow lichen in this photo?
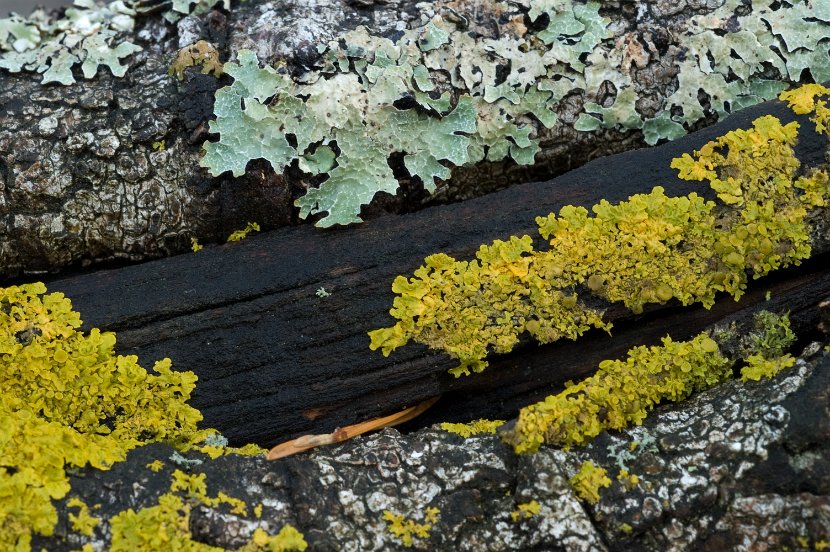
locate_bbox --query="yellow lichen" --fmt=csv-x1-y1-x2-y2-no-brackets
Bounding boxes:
569,461,611,504
169,40,224,81
239,526,308,552
779,84,830,115
0,282,211,549
780,83,830,137
369,237,612,377
147,460,165,472
382,507,440,548
510,500,541,522
370,114,829,375
616,469,639,490
439,419,505,438
0,282,268,550
740,353,796,382
191,237,204,252
227,222,261,243
198,441,266,460
66,498,99,537
504,332,731,453
110,470,307,551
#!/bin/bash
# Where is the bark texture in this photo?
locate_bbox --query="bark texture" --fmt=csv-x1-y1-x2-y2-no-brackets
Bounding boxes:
32,340,830,551
47,100,830,447
1,0,821,278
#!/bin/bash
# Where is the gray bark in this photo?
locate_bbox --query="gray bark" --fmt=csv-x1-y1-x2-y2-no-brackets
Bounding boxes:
34,334,830,551
1,0,819,278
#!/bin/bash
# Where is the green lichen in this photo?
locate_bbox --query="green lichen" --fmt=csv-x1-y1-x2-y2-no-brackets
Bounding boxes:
370,109,829,375
440,419,505,438
0,0,141,85
382,507,440,548
569,461,611,504
163,0,231,23
201,1,829,224
0,0,232,84
110,470,307,551
743,310,797,360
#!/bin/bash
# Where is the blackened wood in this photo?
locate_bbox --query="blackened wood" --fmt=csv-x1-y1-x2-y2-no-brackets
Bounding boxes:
49,101,830,446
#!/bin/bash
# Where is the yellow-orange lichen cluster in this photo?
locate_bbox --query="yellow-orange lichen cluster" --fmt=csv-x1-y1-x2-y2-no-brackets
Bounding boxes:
371,112,828,376
0,283,269,550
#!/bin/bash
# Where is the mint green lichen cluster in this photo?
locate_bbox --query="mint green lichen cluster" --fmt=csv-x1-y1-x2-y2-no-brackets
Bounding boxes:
0,0,230,84
0,0,141,85
202,0,830,225
370,111,829,375
164,0,231,23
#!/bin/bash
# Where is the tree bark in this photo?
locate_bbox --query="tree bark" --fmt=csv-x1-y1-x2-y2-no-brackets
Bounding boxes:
33,334,830,551
48,100,830,447
2,0,825,278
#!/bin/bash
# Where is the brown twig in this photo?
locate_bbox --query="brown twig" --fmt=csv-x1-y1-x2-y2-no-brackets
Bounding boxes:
267,396,440,460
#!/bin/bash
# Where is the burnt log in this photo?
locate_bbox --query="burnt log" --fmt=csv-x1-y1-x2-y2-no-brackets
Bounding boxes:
47,100,830,448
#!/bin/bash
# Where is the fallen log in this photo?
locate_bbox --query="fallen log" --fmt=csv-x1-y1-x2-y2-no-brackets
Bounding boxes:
47,99,830,447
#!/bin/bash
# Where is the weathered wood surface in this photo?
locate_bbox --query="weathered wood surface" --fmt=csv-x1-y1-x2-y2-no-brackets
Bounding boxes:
49,101,830,447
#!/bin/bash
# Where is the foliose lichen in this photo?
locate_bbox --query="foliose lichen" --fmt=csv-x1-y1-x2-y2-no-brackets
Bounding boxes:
569,460,611,504
163,0,231,24
509,500,541,522
439,419,506,438
0,282,262,549
370,107,829,375
226,221,261,242
0,0,227,84
201,0,830,226
741,353,796,381
0,0,141,85
109,469,307,551
502,312,799,454
66,497,100,537
169,39,224,81
503,332,732,453
780,83,830,133
382,507,440,548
